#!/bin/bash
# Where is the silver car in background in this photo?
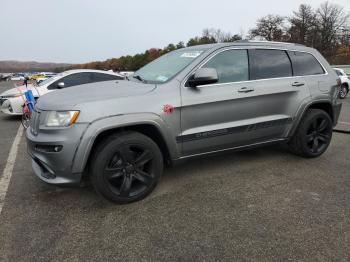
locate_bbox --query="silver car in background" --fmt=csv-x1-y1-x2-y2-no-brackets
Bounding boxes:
26,41,342,204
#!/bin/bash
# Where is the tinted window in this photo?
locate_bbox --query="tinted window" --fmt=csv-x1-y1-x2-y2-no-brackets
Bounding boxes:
91,73,123,82
249,49,292,80
335,69,342,76
288,51,325,76
48,73,93,89
202,49,249,84
63,73,92,87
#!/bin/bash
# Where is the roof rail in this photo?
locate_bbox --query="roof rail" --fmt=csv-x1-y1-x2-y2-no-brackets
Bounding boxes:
235,40,304,46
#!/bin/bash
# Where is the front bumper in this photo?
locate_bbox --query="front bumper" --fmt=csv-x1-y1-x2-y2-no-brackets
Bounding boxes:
0,98,23,115
26,123,89,185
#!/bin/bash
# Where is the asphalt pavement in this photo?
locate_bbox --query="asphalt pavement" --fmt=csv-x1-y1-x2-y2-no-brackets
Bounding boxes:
0,81,350,261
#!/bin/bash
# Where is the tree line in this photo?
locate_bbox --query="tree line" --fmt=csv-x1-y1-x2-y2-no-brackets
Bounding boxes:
71,1,350,72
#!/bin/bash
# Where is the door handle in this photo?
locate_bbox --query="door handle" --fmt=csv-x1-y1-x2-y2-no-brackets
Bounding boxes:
292,82,305,87
238,87,254,93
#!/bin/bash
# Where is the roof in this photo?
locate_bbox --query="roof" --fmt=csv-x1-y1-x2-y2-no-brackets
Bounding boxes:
63,69,123,77
183,40,308,52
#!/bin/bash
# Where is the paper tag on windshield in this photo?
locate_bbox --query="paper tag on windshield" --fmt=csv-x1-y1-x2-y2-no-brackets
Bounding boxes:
180,51,202,58
156,75,168,82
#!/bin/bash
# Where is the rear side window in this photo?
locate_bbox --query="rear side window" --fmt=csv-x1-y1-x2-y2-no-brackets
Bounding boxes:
61,73,93,88
249,49,292,80
202,49,249,84
334,69,346,76
48,73,93,90
91,73,123,82
288,51,325,76
335,70,342,76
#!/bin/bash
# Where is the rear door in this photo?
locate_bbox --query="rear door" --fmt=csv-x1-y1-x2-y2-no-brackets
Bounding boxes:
180,48,310,156
287,51,328,94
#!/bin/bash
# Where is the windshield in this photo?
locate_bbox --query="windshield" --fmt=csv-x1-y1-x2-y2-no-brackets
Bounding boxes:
38,73,64,86
134,49,205,83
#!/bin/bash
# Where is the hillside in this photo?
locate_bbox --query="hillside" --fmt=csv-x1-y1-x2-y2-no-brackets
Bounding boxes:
0,60,72,73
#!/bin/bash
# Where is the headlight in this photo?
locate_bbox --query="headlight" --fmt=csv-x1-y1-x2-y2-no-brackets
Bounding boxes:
46,111,79,127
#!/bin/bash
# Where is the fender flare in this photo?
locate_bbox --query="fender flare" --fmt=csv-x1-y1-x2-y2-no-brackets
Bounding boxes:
71,113,180,173
287,99,334,137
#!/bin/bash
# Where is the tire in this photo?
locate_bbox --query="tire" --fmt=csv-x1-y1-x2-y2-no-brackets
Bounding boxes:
21,112,31,129
90,131,163,204
339,84,348,99
288,109,333,158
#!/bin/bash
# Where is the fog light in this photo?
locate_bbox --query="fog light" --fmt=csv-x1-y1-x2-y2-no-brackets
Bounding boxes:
35,145,63,153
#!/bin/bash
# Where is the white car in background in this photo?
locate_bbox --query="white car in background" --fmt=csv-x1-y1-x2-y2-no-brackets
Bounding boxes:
10,74,25,81
0,69,124,115
333,67,350,99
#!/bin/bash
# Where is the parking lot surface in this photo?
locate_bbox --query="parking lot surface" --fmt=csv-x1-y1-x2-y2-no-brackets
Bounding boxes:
0,81,350,261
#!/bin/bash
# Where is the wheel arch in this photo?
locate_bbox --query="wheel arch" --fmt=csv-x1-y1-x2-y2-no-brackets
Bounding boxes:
289,100,334,137
72,114,179,176
88,124,172,167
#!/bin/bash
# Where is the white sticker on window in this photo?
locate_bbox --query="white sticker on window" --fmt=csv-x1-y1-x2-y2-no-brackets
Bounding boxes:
156,75,168,82
180,51,202,58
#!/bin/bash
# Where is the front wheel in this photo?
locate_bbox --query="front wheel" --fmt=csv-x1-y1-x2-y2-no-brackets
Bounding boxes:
90,132,163,204
21,112,31,129
289,109,333,158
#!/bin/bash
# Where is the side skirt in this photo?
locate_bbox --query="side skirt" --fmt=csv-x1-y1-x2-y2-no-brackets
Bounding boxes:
171,138,288,165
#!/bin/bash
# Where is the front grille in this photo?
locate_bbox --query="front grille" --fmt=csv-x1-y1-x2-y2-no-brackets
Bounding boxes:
0,98,5,106
30,110,41,136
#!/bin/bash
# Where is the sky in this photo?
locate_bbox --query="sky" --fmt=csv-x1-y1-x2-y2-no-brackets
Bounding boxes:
0,0,349,64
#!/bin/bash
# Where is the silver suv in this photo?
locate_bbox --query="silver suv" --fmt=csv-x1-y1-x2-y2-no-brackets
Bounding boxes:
26,41,342,203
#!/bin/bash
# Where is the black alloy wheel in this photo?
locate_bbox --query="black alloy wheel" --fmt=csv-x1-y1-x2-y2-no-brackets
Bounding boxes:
305,116,332,155
90,132,163,204
103,144,155,198
289,109,333,158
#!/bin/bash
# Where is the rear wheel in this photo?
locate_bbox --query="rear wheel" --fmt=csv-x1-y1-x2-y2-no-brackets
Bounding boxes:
289,109,333,158
90,132,163,204
339,84,348,99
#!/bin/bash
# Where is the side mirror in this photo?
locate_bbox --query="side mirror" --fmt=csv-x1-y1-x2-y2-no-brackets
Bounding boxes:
57,82,65,89
188,68,218,87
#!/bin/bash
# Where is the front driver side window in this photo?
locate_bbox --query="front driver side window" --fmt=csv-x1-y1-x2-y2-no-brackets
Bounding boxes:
202,49,249,84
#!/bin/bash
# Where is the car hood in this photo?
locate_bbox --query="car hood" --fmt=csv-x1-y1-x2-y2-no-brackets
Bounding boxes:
0,84,41,97
36,80,156,110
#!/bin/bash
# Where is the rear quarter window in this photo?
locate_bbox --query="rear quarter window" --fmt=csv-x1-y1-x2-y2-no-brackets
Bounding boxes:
91,73,123,82
288,51,325,76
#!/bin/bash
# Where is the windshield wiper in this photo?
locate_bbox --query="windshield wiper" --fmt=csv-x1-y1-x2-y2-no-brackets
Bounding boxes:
133,74,147,83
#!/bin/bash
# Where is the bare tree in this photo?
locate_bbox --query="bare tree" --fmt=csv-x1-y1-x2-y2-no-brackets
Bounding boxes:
249,15,286,41
202,28,234,42
316,1,350,56
288,4,318,45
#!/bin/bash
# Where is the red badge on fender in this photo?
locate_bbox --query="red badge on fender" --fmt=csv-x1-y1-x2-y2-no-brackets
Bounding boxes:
163,104,174,114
